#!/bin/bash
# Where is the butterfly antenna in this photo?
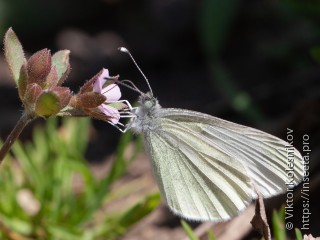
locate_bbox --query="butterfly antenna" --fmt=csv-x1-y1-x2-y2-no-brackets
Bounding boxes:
118,80,144,95
118,47,153,96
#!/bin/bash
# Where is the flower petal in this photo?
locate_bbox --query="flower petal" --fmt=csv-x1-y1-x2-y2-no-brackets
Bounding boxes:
99,104,120,124
103,84,121,101
93,68,109,93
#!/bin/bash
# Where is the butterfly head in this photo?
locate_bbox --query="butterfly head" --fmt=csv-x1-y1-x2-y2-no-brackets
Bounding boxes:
136,91,161,118
127,92,161,133
139,92,157,109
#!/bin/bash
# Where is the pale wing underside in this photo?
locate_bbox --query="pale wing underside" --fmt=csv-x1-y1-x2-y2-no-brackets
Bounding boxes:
143,120,255,221
143,108,304,221
159,109,304,196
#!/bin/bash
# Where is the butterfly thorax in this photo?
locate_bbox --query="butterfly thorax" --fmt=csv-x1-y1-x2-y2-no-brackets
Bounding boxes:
129,92,162,134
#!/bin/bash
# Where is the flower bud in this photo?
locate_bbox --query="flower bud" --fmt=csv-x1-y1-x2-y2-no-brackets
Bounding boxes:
51,86,72,109
27,49,52,85
77,92,106,109
24,83,42,111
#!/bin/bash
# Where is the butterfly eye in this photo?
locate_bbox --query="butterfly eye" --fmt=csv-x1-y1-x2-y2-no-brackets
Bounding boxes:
144,100,153,109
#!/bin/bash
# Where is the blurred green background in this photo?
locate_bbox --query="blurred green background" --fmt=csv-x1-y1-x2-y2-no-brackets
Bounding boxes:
0,0,319,239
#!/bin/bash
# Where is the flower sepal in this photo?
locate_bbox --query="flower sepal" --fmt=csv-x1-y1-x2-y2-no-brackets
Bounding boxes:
34,91,60,117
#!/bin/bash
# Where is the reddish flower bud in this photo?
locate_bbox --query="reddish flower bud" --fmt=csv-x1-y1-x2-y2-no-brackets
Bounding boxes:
27,49,52,85
24,83,42,110
77,92,106,109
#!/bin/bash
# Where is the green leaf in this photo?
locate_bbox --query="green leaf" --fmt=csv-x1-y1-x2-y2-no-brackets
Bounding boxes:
1,116,149,239
181,220,199,240
272,207,286,240
52,50,70,85
62,118,90,156
0,161,20,216
119,193,161,228
207,230,216,240
82,132,141,221
295,228,303,240
0,215,33,235
35,91,60,117
11,140,43,190
47,225,82,240
4,28,27,83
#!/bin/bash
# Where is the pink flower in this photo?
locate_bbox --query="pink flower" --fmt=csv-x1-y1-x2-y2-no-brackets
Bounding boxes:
93,68,121,124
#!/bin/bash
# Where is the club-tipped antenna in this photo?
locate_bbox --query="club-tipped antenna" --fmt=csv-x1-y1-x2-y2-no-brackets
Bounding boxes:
118,47,153,96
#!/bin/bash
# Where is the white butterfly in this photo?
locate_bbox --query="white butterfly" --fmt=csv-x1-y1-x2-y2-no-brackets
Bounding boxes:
119,48,304,222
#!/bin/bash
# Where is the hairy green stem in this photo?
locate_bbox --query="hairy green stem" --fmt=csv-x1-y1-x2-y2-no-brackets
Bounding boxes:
0,111,34,164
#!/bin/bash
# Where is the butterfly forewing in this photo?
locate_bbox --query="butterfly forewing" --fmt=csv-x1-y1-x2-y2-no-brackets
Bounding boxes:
160,109,304,195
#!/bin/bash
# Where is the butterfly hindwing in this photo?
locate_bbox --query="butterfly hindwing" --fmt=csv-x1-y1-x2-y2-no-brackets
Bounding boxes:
143,112,255,221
